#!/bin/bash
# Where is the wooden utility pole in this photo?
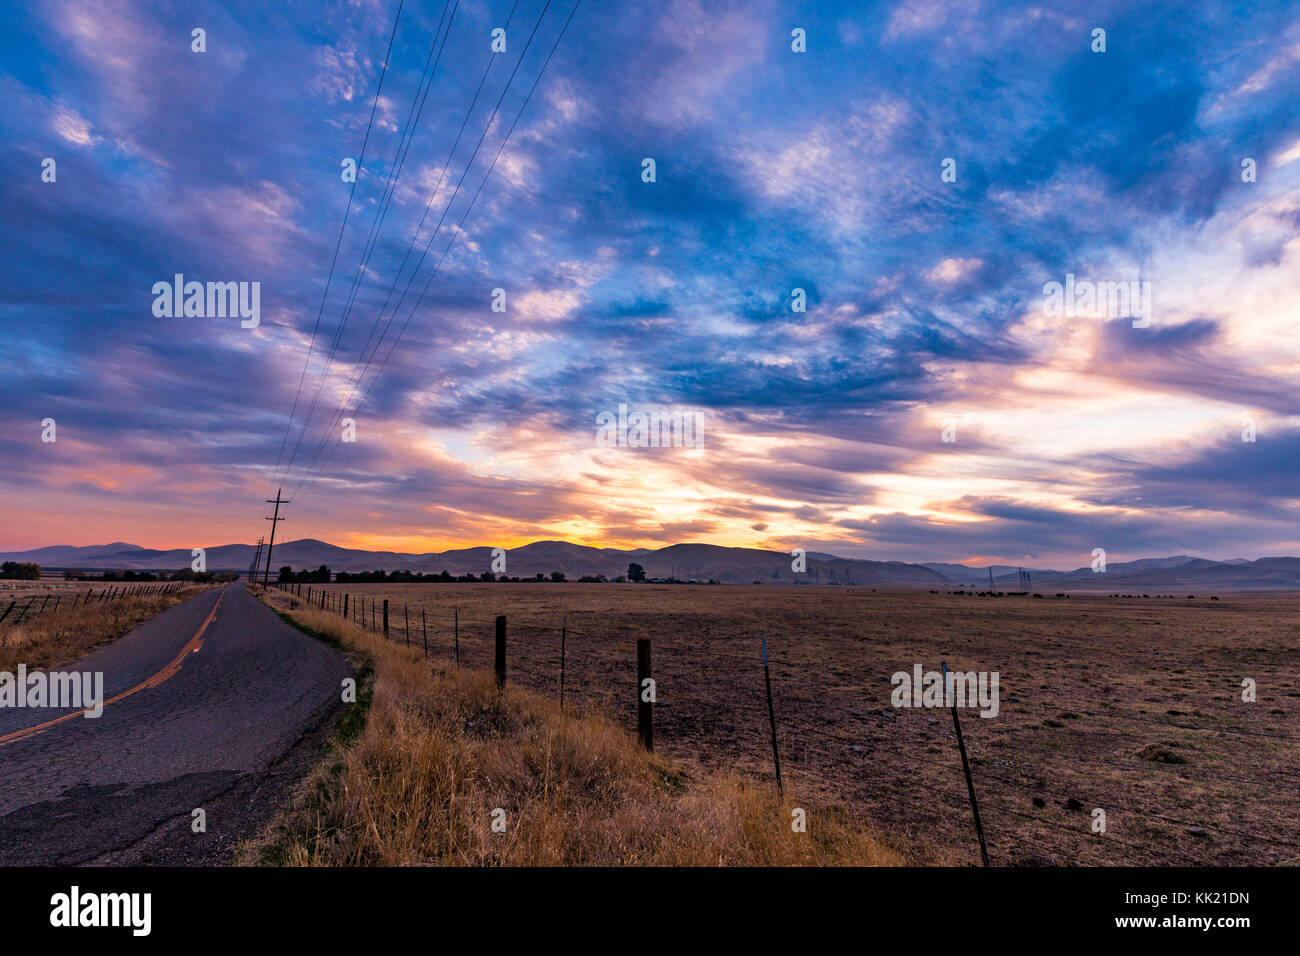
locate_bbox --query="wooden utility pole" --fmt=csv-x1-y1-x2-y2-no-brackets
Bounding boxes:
249,536,264,582
263,489,288,586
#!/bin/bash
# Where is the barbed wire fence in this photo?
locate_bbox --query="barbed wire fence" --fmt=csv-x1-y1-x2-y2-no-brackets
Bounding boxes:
264,580,1300,866
0,581,193,633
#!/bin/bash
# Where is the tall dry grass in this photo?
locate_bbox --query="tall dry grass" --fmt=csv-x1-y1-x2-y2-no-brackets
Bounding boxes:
0,586,211,672
243,591,909,866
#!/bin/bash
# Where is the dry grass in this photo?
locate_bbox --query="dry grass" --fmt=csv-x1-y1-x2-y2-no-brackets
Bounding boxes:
0,586,211,672
241,590,910,866
282,582,1300,866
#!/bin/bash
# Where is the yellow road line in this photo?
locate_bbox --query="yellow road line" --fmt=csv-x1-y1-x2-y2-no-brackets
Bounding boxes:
0,590,225,748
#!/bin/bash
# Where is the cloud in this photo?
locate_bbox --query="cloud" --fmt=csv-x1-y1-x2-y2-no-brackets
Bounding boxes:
925,257,983,284
50,104,99,147
2,0,1299,566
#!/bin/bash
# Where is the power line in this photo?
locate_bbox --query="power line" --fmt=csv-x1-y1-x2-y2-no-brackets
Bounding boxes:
289,0,558,505
277,0,460,487
291,0,582,511
287,0,527,497
264,0,407,506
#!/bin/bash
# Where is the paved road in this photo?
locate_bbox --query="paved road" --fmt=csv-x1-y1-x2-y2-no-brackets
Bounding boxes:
0,581,351,864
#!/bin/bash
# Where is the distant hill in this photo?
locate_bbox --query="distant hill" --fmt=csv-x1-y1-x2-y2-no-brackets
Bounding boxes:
2,541,1297,589
0,539,942,586
919,554,1300,591
1039,556,1300,591
923,563,1027,584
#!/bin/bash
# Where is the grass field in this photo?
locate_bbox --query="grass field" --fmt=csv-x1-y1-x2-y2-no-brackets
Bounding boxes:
247,587,908,866
282,581,1300,866
0,583,211,671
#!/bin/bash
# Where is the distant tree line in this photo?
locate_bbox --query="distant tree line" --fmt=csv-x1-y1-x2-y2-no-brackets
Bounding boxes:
278,565,333,583
60,567,234,583
0,561,41,580
274,566,645,584
266,563,734,585
333,569,574,583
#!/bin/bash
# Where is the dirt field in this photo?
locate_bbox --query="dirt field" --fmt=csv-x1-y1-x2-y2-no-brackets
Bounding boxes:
282,581,1300,866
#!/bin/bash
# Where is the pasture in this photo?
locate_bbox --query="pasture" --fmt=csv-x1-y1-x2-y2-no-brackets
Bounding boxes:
277,582,1300,865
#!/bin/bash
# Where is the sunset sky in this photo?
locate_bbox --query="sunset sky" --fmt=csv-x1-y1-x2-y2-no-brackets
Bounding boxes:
2,0,1299,566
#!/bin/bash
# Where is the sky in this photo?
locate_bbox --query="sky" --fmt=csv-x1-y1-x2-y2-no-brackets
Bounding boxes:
1,0,1299,566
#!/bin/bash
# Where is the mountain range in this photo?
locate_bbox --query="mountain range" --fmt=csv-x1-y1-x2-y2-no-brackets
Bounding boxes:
2,541,1299,590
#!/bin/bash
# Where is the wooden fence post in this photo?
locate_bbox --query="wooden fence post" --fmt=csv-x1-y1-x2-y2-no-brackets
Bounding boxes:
404,603,409,646
560,615,567,714
383,599,389,639
637,638,653,751
14,599,35,625
761,637,783,793
942,660,990,866
495,615,506,687
421,606,428,658
454,606,460,671
343,593,348,618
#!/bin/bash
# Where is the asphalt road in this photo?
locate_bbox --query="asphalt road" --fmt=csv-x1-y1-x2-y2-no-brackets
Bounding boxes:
0,581,351,864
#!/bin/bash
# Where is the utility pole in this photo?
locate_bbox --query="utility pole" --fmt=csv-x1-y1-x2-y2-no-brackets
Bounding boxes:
988,566,994,590
263,489,288,586
249,536,264,580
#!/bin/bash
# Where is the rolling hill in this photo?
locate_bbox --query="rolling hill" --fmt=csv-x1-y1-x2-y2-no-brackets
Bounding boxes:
2,541,1297,589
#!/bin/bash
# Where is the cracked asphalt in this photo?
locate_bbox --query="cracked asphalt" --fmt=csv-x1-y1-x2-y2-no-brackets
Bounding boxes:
0,580,351,864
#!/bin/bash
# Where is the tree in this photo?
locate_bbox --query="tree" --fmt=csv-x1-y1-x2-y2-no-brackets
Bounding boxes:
550,570,566,582
173,567,213,582
278,565,293,583
627,563,646,582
